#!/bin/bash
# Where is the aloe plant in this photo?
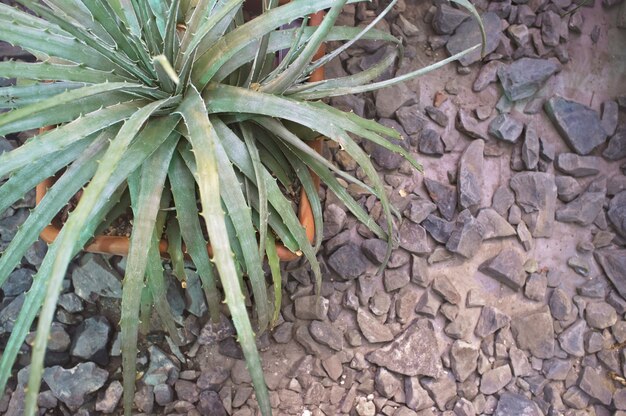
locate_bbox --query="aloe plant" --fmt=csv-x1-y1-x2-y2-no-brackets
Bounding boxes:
0,0,483,414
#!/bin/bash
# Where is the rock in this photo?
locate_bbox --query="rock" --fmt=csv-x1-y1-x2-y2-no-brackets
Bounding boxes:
361,239,388,265
477,208,515,239
405,377,435,411
404,199,437,224
446,211,484,258
366,319,441,377
197,313,235,345
579,367,613,405
95,381,123,414
43,362,108,409
604,126,626,160
323,204,346,239
433,3,470,34
509,347,533,377
601,100,619,135
522,124,540,170
133,384,154,413
585,301,617,329
567,256,590,277
480,365,512,395
295,295,329,320
70,316,111,365
309,320,343,351
543,357,572,380
555,176,582,202
489,114,524,143
475,306,510,338
398,221,430,254
480,248,526,290
384,266,410,292
458,139,484,211
421,372,457,410
595,248,626,298
433,275,461,305
516,221,533,251
422,214,455,244
174,380,199,403
563,386,590,409
556,189,605,226
411,254,432,287
508,24,530,46
509,172,557,238
1,269,33,297
558,320,586,357
511,308,555,358
525,273,547,301
355,398,376,416
608,191,626,237
549,288,572,320
450,340,479,382
491,185,515,217
541,10,561,46
396,105,429,135
357,308,393,343
198,390,227,415
424,178,457,221
294,325,329,356
473,60,503,92
328,244,371,280
425,106,449,127
415,289,442,319
71,255,122,301
545,96,608,155
366,124,410,170
555,153,602,177
446,12,502,66
0,294,24,334
153,384,174,406
375,367,403,398
418,128,444,156
494,392,543,416
144,346,179,386
497,58,560,101
375,84,416,119
445,314,474,340
457,108,488,140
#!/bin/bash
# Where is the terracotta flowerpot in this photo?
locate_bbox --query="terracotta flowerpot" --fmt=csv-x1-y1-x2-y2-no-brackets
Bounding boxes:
36,4,326,261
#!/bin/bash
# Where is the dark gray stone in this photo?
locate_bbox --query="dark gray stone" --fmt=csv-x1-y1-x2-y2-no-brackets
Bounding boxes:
0,294,24,334
328,244,371,280
425,106,449,127
366,122,410,170
198,390,227,416
494,392,543,416
422,214,455,244
509,346,533,377
473,60,503,92
404,198,437,224
457,108,488,140
415,289,442,318
549,288,572,320
375,367,403,398
396,105,429,135
411,254,432,287
95,381,123,413
144,346,179,386
525,273,547,301
556,189,605,226
418,128,444,156
405,377,435,411
601,100,619,136
480,248,526,290
480,365,513,394
197,313,235,345
450,340,479,382
489,114,524,143
70,316,111,365
433,3,470,34
71,255,122,302
366,319,441,377
491,185,515,217
357,308,393,343
511,308,555,358
522,123,540,170
309,320,343,351
558,320,586,357
545,96,608,155
475,305,510,338
294,295,329,320
43,362,108,409
579,367,612,405
555,153,602,177
383,266,410,292
421,372,456,411
509,172,557,238
446,210,485,258
375,84,416,119
585,301,617,329
398,221,430,254
608,191,626,237
477,208,515,239
542,357,572,380
555,176,582,202
541,11,561,46
595,248,626,298
361,239,388,265
604,126,626,160
446,12,502,66
458,139,484,211
1,269,33,297
497,58,560,101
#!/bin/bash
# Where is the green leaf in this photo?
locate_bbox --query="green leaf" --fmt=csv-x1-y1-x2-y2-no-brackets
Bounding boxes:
0,82,84,109
175,87,271,416
0,61,130,84
265,232,282,327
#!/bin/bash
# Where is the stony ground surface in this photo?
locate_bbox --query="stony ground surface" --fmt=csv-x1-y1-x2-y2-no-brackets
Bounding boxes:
1,0,626,415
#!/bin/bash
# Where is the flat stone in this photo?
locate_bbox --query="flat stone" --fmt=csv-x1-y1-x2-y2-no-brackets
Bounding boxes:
492,185,515,217
601,100,619,136
473,60,503,92
375,84,416,119
450,340,479,382
585,301,617,329
457,108,488,140
198,390,227,415
398,221,430,254
95,381,123,413
556,189,605,226
595,248,626,298
396,105,429,135
497,58,560,102
432,3,470,34
405,377,435,411
549,288,572,320
415,289,442,318
567,256,590,276
294,295,329,320
26,323,70,353
480,365,512,395
489,114,524,143
509,172,557,238
604,126,626,160
511,308,555,358
494,392,543,416
144,346,179,386
541,11,561,46
477,208,516,239
366,319,441,377
525,273,547,301
563,386,590,409
522,123,540,170
328,244,371,280
43,362,108,409
458,139,484,211
446,12,502,66
2,269,33,297
375,367,403,398
432,275,461,305
446,210,484,258
418,128,444,156
71,255,122,302
545,96,608,155
70,316,111,366
411,254,432,287
361,239,388,265
480,248,526,290
608,191,626,237
422,214,455,244
403,199,437,224
558,320,586,357
555,176,582,202
509,346,533,377
421,372,456,410
475,305,510,338
445,314,474,340
357,308,393,343
197,313,235,345
555,153,602,177
0,294,24,334
424,178,457,221
542,357,572,380
517,221,533,251
579,367,613,405
309,320,343,351
294,325,329,356
425,106,449,127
